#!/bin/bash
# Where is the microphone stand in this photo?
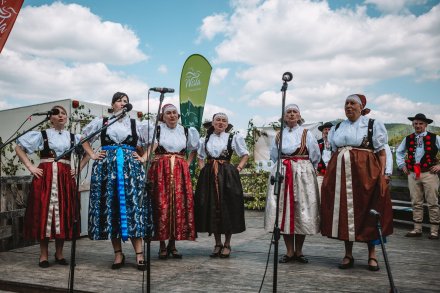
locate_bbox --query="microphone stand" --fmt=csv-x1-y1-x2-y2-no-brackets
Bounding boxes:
270,78,289,293
0,116,50,151
373,213,398,293
0,116,50,202
142,91,166,293
55,109,129,293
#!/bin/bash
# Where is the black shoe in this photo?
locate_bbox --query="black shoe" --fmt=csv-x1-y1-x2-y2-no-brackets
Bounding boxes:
368,258,380,271
136,251,147,271
111,250,125,269
210,245,223,258
428,233,439,240
405,231,422,237
167,245,182,259
219,245,231,258
279,254,294,263
338,256,354,269
158,248,168,260
294,254,309,264
54,254,68,265
38,260,49,268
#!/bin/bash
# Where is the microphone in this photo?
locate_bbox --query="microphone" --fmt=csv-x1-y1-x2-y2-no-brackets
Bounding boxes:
282,72,293,82
32,109,60,116
370,209,380,218
123,103,133,112
108,103,133,120
149,87,175,93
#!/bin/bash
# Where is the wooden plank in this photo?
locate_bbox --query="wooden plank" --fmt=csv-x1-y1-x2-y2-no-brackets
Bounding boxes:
0,209,25,220
0,225,12,239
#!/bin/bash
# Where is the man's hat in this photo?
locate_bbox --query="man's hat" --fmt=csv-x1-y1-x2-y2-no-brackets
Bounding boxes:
318,121,333,131
407,113,433,124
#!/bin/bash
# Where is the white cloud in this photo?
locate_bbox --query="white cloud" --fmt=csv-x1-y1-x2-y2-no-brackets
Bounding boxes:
9,2,147,65
158,65,168,74
197,13,229,43
210,67,229,85
0,2,150,111
0,50,148,110
365,0,427,14
196,0,440,125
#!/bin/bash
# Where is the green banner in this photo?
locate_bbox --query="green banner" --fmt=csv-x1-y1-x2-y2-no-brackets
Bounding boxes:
179,54,212,131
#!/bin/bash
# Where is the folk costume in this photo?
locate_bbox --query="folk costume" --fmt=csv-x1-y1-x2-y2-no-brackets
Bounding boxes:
18,129,81,240
82,115,153,241
321,97,393,242
316,121,333,197
396,113,440,239
147,119,200,241
264,124,321,235
195,123,249,235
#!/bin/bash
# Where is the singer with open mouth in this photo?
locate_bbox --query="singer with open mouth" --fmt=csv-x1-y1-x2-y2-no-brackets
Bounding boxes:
320,94,393,271
81,92,153,271
15,105,86,268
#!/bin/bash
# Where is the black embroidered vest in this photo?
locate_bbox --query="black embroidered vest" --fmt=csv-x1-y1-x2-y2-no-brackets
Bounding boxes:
40,130,74,161
405,132,438,173
100,117,138,147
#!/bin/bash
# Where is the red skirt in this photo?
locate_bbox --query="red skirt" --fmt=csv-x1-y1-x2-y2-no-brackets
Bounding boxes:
321,148,393,242
148,154,195,241
24,160,79,240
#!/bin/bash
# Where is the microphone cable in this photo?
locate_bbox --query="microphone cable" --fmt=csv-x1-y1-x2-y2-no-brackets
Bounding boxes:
258,232,274,293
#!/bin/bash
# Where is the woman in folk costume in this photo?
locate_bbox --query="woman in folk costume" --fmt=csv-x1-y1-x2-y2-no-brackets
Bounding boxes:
15,105,84,268
147,103,199,259
195,112,249,258
320,94,393,271
264,104,321,264
82,92,153,271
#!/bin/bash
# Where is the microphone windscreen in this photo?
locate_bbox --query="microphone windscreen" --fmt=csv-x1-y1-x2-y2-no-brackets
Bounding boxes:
51,108,60,115
124,103,133,112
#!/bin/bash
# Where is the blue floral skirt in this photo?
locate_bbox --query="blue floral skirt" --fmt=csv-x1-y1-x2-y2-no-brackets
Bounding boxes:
88,146,153,240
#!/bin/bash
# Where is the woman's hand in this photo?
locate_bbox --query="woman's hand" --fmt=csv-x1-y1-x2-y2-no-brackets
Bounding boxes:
28,165,43,178
70,169,77,178
91,150,106,161
133,152,146,163
384,175,391,184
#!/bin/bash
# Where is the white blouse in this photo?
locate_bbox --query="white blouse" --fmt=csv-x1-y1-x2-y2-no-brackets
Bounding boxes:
198,131,249,160
145,122,200,152
17,128,81,157
269,126,321,169
329,116,388,153
81,116,149,147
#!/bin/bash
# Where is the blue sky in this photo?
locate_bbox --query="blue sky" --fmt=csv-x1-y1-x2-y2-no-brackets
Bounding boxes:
1,0,439,131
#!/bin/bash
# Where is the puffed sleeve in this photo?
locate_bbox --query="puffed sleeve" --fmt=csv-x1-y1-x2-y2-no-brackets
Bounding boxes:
328,126,337,152
232,133,249,158
197,137,207,160
269,137,278,163
372,120,388,152
384,144,393,175
74,134,82,145
306,131,321,169
137,120,154,147
81,117,104,145
395,137,407,169
187,127,200,151
16,131,43,154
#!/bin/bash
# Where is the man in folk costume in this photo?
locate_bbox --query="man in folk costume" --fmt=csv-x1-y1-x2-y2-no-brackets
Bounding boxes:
396,113,440,239
316,122,333,196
